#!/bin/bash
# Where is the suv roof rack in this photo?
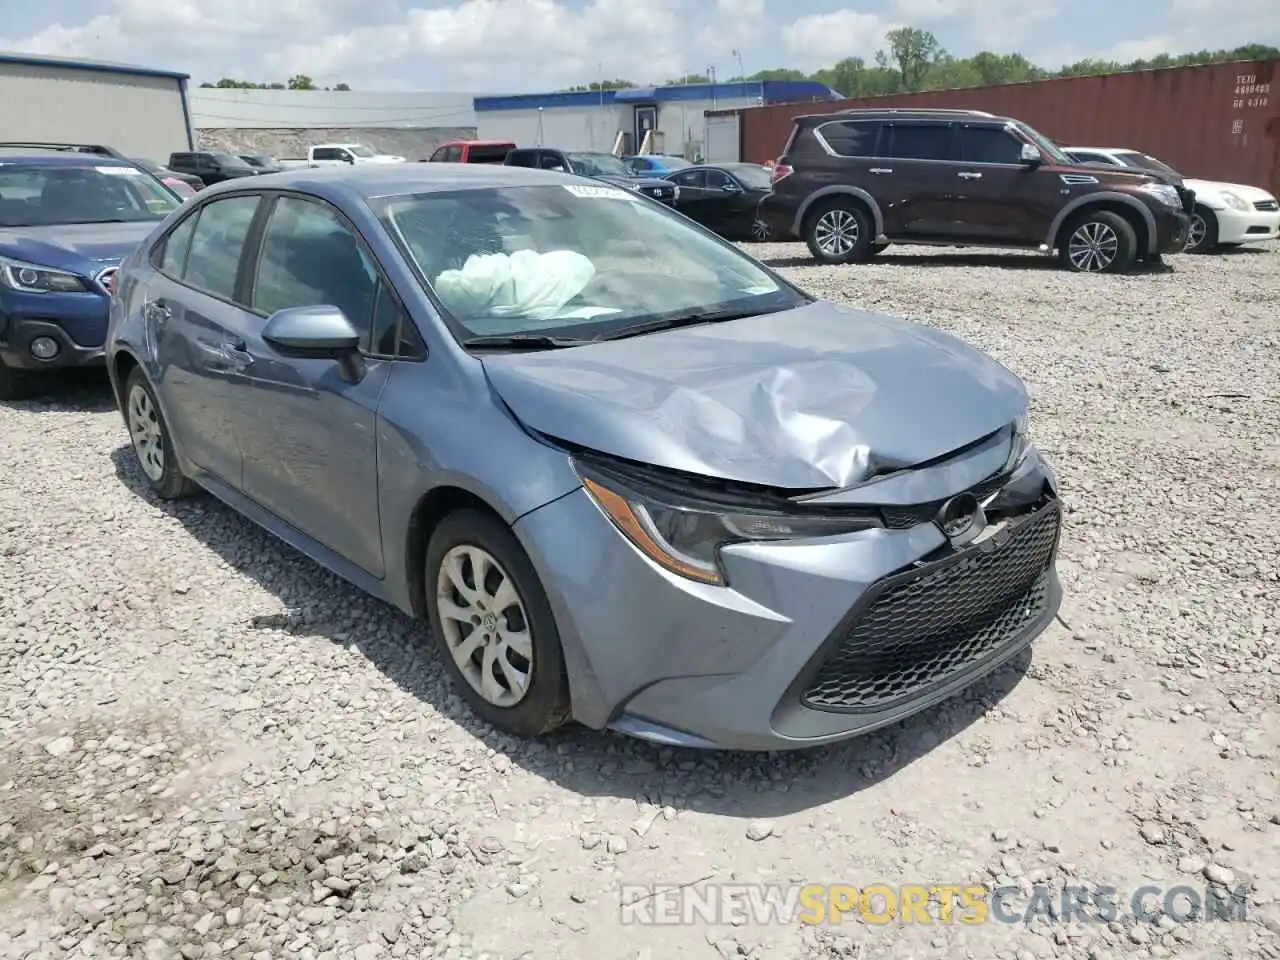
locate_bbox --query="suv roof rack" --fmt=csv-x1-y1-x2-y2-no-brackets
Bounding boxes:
0,141,129,159
835,107,998,117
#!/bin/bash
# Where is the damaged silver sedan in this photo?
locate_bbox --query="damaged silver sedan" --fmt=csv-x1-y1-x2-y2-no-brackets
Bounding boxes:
108,163,1062,751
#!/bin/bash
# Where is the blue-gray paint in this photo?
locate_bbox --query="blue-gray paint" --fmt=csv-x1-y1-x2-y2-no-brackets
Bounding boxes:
105,161,1062,751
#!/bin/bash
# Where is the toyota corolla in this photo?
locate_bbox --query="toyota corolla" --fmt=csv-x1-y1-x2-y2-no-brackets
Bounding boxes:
106,163,1063,751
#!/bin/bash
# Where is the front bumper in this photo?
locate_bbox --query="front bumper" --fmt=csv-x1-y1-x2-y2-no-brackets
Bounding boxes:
514,447,1063,751
1155,209,1191,254
757,193,800,239
0,307,108,371
1214,205,1280,244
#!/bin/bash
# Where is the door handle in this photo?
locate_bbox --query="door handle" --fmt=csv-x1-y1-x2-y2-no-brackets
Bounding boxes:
957,171,983,179
869,167,893,174
221,338,253,364
144,299,172,323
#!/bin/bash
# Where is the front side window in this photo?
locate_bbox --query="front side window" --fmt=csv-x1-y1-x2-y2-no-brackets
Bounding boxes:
377,183,803,344
252,196,378,338
886,124,952,161
505,150,538,168
158,214,198,277
956,126,1026,164
703,170,732,189
444,146,463,162
816,120,881,158
729,165,773,190
347,145,377,158
428,147,448,162
0,163,182,227
183,194,261,300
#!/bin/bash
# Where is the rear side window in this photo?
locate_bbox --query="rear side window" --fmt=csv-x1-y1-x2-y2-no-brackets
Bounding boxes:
505,150,537,168
312,147,341,161
815,121,882,158
183,195,261,301
466,144,513,163
670,169,705,188
957,126,1026,164
886,124,952,161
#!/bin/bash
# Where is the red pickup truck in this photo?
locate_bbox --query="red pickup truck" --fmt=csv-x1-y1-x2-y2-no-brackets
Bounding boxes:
422,140,517,164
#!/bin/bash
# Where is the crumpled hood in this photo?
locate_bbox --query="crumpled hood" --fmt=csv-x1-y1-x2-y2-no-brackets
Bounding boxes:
0,222,155,275
481,300,1029,490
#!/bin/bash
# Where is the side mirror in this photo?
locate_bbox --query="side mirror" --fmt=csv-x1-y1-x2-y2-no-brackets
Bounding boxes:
1020,143,1043,164
263,305,365,382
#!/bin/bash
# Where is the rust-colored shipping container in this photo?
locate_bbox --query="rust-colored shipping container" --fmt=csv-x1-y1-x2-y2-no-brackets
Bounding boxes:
725,60,1279,198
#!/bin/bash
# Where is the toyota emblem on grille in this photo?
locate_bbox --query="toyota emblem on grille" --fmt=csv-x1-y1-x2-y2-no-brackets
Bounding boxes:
936,492,984,543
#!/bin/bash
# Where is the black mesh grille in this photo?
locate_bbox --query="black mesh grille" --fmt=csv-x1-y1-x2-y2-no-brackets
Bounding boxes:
802,501,1061,712
880,472,1006,529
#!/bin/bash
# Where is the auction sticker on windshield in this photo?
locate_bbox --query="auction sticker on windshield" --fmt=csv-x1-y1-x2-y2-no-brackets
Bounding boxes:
96,166,146,176
562,184,630,200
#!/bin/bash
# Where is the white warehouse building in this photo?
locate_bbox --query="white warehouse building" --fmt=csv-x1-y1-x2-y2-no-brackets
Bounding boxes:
474,80,841,161
0,52,194,160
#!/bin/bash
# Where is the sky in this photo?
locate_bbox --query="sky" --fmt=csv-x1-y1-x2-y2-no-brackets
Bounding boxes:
0,0,1275,93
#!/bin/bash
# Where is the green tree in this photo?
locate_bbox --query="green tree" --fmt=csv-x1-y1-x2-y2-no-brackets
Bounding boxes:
884,26,942,90
287,74,317,90
567,78,636,91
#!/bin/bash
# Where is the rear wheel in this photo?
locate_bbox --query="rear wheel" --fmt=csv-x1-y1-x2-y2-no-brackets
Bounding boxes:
124,366,198,499
1060,210,1137,274
1185,206,1219,253
749,218,774,243
803,199,875,264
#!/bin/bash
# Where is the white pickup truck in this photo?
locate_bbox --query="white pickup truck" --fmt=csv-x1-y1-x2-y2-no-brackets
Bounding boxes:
276,143,407,169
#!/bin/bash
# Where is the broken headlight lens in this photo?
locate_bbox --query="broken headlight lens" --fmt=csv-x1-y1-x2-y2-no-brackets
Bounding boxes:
576,459,882,586
1004,413,1032,473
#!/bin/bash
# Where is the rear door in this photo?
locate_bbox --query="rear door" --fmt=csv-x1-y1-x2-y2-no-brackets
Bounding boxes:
668,169,712,224
702,168,757,236
235,192,389,576
146,192,265,486
948,122,1052,245
879,121,956,240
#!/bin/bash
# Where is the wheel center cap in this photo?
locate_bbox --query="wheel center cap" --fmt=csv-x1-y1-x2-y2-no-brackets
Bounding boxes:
482,612,498,630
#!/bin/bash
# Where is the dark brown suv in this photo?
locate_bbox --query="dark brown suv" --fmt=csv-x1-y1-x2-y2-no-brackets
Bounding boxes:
757,108,1193,273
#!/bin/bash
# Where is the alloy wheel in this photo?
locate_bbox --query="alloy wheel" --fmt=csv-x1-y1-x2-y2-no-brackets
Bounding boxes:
127,384,166,482
750,218,772,242
1067,221,1120,272
436,545,533,708
1186,213,1207,251
814,209,858,256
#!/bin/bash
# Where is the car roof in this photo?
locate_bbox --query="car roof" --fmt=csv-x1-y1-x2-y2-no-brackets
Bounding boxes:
0,149,134,166
195,162,596,200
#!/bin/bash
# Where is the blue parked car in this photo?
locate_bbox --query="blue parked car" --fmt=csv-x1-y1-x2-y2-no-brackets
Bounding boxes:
623,153,694,176
0,147,184,399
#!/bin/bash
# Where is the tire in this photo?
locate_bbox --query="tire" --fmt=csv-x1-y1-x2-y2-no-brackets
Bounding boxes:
425,509,571,738
749,218,774,243
866,242,891,258
123,366,198,500
803,198,875,265
0,359,35,402
1059,209,1138,274
1185,206,1219,254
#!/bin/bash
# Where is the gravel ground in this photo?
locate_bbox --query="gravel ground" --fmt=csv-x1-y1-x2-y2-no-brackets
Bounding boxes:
2,242,1278,960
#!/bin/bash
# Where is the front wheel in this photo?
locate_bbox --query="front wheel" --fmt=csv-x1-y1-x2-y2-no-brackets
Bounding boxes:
803,199,875,265
1060,210,1138,274
1185,206,1219,253
0,359,35,402
124,366,199,499
425,510,571,738
749,218,774,243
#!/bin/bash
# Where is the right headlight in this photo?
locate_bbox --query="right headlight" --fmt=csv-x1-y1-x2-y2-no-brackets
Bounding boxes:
1003,414,1032,474
1219,191,1250,212
575,458,882,585
1136,183,1181,210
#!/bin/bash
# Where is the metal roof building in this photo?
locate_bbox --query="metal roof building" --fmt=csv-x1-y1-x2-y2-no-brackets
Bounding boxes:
0,52,194,162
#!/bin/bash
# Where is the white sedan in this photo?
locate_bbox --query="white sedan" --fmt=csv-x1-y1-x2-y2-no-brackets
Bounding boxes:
1064,146,1279,254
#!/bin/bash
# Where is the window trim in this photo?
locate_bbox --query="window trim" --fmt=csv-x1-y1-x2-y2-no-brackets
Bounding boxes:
811,119,885,159
240,189,427,362
149,191,267,310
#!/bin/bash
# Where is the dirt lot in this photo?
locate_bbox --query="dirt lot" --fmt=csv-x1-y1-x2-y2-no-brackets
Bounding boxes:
2,243,1278,960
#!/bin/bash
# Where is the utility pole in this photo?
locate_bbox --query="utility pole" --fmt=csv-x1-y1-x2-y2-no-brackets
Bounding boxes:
708,65,717,110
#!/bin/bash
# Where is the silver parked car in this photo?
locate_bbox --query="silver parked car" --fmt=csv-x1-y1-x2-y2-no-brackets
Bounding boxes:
106,164,1063,751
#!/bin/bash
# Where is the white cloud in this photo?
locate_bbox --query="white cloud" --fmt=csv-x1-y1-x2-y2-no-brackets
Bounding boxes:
891,0,1061,47
783,10,900,67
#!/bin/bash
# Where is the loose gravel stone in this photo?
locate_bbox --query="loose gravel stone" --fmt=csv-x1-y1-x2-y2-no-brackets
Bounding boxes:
2,243,1278,960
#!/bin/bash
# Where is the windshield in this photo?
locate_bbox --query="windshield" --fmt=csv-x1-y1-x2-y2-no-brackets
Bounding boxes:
730,165,773,190
565,152,631,178
348,145,377,158
1011,121,1073,165
0,163,182,227
1121,152,1182,178
131,157,163,173
211,152,253,171
378,183,802,343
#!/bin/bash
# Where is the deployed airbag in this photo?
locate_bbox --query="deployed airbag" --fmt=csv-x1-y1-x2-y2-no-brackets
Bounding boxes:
434,249,596,327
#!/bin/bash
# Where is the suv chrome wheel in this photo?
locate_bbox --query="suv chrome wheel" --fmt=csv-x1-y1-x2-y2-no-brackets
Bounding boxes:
1067,221,1120,272
814,208,859,256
